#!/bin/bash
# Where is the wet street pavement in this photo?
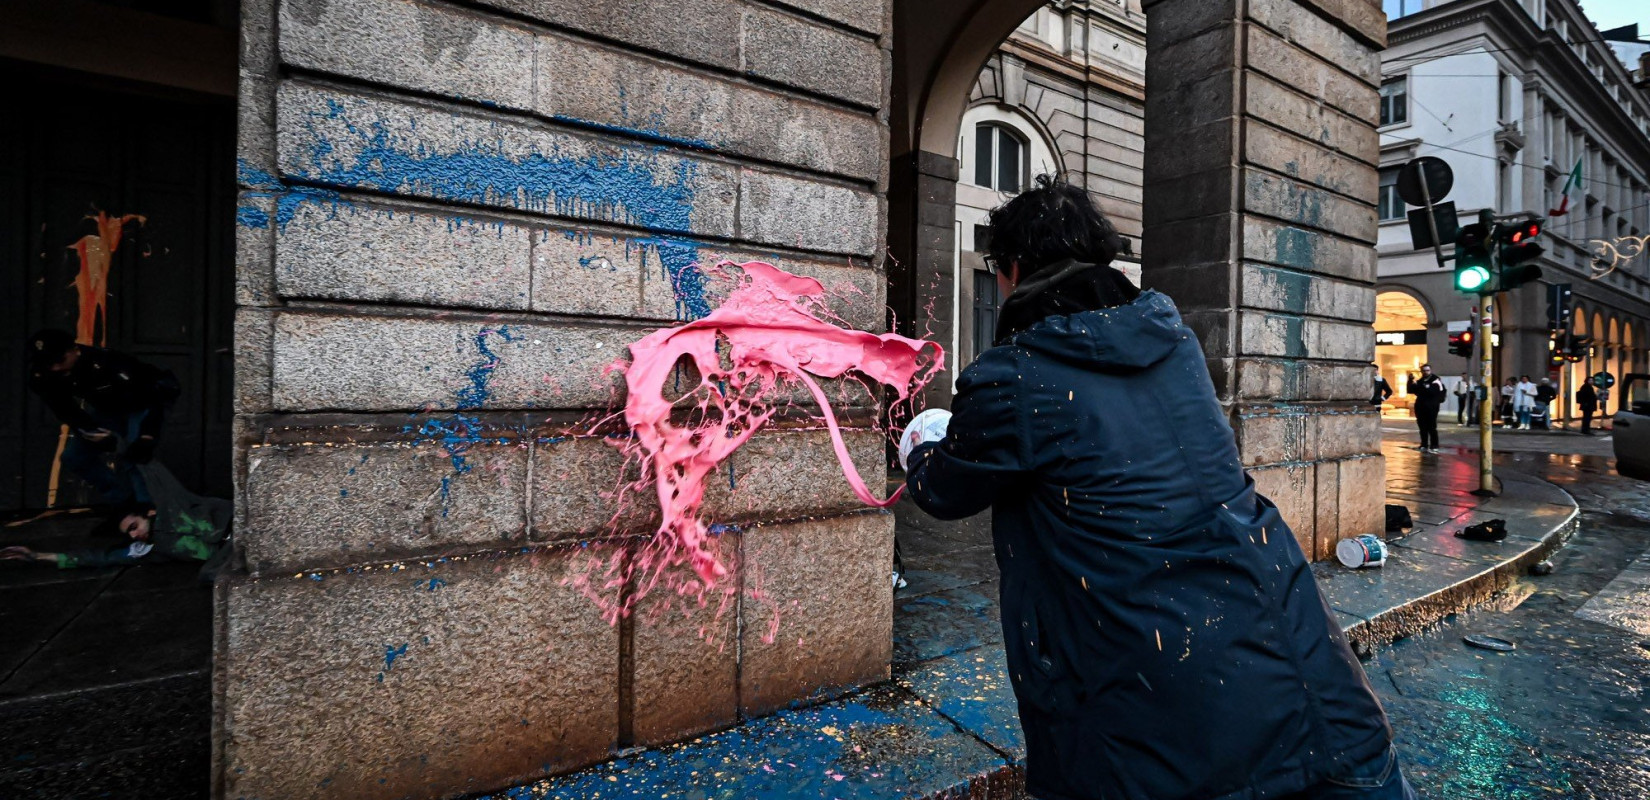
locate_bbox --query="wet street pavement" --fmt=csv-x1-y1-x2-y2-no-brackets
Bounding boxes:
1370,434,1650,799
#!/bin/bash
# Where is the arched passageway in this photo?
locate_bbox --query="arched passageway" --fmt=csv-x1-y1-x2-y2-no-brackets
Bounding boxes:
889,0,1390,564
1374,290,1431,418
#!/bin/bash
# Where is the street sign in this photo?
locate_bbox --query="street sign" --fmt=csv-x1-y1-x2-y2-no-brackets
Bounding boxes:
1397,156,1454,206
1374,329,1427,346
1593,372,1615,389
1446,320,1473,333
1407,202,1459,251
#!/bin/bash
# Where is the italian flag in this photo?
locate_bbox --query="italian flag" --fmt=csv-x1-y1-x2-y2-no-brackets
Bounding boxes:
1549,157,1583,216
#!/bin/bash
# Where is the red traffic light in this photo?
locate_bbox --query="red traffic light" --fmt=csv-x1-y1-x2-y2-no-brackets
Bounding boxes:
1459,330,1473,344
1506,220,1543,244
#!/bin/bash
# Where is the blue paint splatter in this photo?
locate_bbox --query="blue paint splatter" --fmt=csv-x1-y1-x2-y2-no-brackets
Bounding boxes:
424,578,446,592
384,643,409,670
235,160,350,232
456,326,522,410
287,91,712,319
339,489,349,498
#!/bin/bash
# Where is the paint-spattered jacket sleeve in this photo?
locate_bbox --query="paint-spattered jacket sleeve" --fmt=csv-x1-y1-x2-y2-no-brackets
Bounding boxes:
904,350,1027,520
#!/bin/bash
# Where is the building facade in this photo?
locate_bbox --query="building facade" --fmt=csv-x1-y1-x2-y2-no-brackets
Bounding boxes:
945,0,1147,378
1376,0,1650,421
4,0,1395,796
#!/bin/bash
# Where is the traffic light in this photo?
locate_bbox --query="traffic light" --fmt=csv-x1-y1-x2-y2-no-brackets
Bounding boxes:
1448,330,1474,357
1549,333,1566,367
1565,335,1594,363
1546,282,1573,330
1495,217,1545,291
1453,222,1493,293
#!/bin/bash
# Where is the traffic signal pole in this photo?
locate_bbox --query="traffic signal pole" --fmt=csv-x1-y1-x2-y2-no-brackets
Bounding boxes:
1477,302,1495,496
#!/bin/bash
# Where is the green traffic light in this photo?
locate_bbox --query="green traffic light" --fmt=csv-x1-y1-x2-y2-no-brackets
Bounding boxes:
1456,265,1490,292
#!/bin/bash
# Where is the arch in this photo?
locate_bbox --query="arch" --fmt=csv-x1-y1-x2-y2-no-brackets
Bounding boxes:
1373,289,1431,417
1373,284,1435,329
896,0,1049,160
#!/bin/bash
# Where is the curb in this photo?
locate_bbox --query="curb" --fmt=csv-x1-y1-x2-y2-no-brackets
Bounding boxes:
1340,509,1578,654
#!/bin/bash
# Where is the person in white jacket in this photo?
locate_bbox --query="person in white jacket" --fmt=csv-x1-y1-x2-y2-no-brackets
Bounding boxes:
1513,375,1538,429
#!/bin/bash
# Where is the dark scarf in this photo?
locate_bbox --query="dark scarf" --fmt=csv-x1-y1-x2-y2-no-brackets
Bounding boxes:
995,259,1141,345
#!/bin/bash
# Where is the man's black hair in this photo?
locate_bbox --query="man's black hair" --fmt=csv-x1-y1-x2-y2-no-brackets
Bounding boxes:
28,329,76,371
91,503,157,542
986,174,1128,278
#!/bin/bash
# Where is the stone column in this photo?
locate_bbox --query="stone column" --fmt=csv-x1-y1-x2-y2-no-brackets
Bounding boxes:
1141,0,1387,560
221,0,895,797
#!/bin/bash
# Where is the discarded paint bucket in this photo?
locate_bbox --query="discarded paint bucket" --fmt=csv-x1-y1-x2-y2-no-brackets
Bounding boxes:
1336,534,1387,569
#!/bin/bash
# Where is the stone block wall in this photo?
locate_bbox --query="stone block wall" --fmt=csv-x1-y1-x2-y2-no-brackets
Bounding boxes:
1142,0,1387,561
224,0,894,797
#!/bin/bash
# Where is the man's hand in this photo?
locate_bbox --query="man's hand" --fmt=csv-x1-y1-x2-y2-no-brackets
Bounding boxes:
0,546,42,563
125,435,157,464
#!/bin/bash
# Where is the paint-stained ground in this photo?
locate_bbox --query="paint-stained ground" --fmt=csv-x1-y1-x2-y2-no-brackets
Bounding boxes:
1369,445,1650,800
0,512,211,800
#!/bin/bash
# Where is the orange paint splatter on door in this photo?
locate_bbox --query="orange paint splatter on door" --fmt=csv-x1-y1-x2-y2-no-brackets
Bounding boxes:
68,211,145,345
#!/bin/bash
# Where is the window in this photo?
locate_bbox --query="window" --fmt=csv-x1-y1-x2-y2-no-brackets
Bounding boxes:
1379,77,1408,127
1383,0,1423,20
974,123,1026,193
972,224,992,253
973,270,1003,355
1379,167,1404,221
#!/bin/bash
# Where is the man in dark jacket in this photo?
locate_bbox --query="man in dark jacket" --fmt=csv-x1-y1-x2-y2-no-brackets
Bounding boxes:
1409,364,1446,453
904,178,1409,800
26,329,180,504
1578,381,1598,435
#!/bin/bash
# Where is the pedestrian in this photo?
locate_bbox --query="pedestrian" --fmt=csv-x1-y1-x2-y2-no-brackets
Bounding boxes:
1371,369,1393,408
1411,364,1446,452
1500,378,1517,424
0,463,230,582
1514,375,1538,429
901,176,1411,800
1454,374,1473,425
26,329,180,504
1534,379,1557,430
1578,381,1598,435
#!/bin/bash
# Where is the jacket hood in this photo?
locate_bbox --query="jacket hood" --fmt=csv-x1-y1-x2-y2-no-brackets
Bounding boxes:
1007,289,1186,372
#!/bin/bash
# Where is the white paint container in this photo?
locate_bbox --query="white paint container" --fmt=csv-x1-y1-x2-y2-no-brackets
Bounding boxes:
1336,534,1387,569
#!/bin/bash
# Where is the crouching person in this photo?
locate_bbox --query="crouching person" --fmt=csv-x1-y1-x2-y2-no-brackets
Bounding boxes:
901,177,1414,800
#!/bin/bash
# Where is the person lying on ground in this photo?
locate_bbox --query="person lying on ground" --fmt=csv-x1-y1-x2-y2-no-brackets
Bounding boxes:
0,463,230,581
900,175,1414,800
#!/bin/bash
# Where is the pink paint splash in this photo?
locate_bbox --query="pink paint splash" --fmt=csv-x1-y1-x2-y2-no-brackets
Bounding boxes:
589,261,942,625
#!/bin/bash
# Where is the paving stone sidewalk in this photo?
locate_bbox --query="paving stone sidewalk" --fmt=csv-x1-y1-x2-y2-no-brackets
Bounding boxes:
488,440,1579,800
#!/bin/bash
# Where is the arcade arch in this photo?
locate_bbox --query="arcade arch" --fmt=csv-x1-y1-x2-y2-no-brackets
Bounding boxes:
1375,289,1431,417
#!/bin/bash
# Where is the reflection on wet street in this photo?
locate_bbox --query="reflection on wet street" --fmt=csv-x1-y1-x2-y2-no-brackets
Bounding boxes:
1372,447,1650,799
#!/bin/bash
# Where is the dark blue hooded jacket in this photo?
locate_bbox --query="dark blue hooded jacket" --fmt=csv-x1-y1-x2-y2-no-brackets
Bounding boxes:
905,288,1391,800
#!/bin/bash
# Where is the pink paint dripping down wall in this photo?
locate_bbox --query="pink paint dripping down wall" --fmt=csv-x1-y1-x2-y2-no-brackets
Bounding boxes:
589,261,942,627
